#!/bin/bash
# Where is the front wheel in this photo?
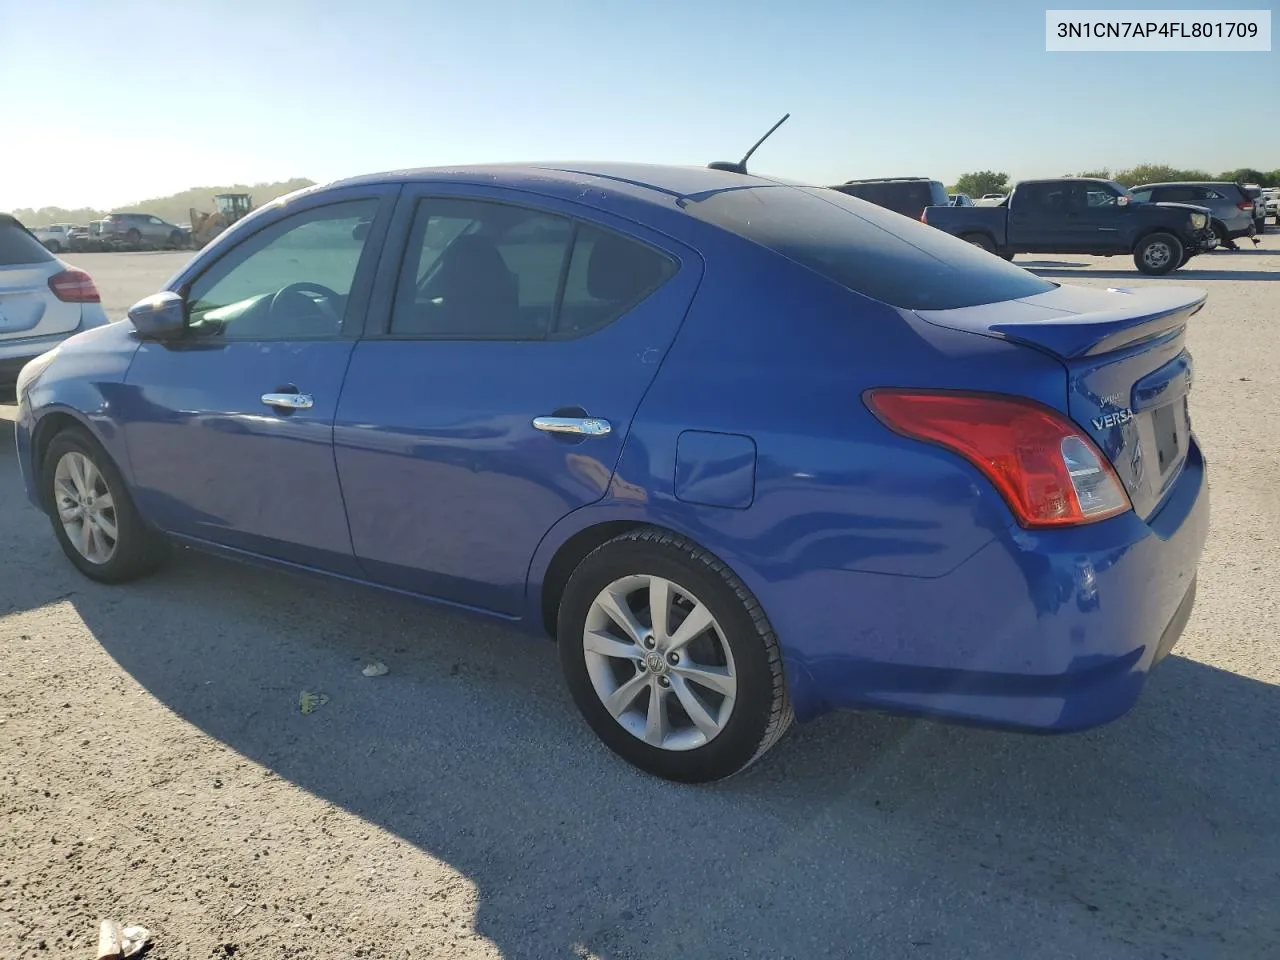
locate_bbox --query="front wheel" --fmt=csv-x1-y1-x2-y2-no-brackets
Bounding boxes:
42,428,168,583
558,529,792,783
1134,233,1184,275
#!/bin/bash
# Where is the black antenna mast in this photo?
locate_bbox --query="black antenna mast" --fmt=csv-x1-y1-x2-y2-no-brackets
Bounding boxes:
708,113,790,174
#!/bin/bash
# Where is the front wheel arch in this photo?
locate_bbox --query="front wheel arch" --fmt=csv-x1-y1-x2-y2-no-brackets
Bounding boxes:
32,412,93,509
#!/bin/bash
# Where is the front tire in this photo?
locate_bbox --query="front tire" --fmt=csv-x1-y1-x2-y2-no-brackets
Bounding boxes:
43,240,62,253
41,427,167,583
558,529,792,783
1134,233,1183,275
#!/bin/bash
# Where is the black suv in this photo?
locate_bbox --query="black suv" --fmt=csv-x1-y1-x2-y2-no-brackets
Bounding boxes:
828,177,950,220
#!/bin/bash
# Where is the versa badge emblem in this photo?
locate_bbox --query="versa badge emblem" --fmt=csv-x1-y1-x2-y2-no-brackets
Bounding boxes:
1092,407,1134,430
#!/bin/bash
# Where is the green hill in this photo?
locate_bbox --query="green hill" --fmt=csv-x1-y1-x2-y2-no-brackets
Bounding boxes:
12,178,317,228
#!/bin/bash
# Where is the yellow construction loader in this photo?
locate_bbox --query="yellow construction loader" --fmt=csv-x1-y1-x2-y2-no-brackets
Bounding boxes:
188,193,254,248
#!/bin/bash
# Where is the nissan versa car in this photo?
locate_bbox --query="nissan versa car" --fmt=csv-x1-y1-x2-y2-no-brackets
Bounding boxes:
13,164,1208,782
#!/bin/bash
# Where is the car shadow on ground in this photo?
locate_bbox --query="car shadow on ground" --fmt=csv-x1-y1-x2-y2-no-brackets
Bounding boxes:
2,438,1276,959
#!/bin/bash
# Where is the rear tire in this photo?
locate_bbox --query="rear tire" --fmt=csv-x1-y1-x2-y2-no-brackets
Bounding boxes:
961,232,998,254
126,228,142,248
1134,233,1183,275
168,230,184,249
557,528,792,783
41,427,168,584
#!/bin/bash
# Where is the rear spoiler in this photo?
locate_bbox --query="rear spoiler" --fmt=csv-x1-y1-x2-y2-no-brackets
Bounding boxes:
989,288,1206,359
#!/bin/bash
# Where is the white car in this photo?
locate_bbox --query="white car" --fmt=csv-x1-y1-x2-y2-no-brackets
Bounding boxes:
1261,188,1280,223
29,223,77,254
1,215,110,394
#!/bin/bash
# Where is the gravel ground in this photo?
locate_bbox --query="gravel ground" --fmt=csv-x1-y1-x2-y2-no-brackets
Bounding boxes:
2,239,1279,959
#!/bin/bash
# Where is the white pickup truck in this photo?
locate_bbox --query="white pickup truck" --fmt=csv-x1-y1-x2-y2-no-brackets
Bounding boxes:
29,223,77,253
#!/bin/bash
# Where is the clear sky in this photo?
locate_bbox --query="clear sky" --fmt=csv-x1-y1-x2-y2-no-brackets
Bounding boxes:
2,0,1276,210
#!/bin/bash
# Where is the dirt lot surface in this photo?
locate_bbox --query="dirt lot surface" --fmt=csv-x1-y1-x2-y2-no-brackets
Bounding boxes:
2,240,1279,959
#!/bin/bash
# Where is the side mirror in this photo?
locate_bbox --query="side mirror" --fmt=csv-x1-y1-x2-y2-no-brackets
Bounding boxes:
128,291,186,340
1116,195,1131,207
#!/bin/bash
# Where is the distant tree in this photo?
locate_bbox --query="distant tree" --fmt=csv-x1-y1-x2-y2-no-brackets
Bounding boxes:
1074,169,1113,179
953,171,1010,198
1112,164,1212,187
1218,168,1270,186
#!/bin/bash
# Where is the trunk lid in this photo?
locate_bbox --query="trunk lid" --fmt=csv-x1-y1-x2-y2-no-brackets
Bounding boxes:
0,261,83,341
914,284,1205,520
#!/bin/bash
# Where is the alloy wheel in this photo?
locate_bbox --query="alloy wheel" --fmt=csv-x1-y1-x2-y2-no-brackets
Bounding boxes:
582,574,737,751
53,451,118,565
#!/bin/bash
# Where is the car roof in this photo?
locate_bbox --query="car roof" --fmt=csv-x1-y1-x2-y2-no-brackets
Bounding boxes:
322,162,810,205
1136,181,1238,188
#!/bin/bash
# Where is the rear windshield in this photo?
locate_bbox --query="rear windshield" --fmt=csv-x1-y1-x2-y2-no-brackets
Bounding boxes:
0,220,56,266
681,184,1055,310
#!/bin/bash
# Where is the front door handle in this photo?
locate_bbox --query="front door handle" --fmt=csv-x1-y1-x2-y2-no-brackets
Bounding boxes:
262,392,314,411
532,416,612,437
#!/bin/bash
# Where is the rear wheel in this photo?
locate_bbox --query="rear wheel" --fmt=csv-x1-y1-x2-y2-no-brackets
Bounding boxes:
1134,233,1183,275
558,529,792,783
961,232,998,254
126,228,142,248
168,230,184,249
41,427,167,583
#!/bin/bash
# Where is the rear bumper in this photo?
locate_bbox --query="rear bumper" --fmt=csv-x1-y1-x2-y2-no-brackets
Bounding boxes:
777,438,1209,729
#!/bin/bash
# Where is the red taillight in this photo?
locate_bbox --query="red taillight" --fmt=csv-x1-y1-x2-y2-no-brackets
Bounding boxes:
920,210,929,223
1237,201,1254,210
865,389,1131,528
48,268,100,303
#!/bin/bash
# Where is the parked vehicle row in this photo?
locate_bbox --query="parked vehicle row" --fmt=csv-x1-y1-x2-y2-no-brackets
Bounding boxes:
922,178,1218,274
12,162,1208,782
24,213,190,253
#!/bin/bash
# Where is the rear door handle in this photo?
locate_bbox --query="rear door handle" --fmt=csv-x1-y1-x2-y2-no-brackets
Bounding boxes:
532,416,612,437
262,392,314,411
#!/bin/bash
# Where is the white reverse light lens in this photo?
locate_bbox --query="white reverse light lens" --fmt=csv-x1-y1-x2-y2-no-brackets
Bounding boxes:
1060,436,1129,518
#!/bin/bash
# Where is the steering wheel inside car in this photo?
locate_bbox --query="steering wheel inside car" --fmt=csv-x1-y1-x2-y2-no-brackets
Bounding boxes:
268,282,344,334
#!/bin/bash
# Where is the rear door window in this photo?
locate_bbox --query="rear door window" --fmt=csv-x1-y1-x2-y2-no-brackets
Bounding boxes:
389,198,674,339
683,184,1054,310
0,220,56,265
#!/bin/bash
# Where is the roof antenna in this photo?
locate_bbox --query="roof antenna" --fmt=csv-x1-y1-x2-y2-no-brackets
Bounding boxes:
708,113,790,174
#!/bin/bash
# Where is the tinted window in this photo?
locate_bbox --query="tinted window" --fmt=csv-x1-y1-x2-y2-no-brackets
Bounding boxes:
1016,182,1070,213
835,181,940,218
1156,186,1197,203
684,185,1054,310
0,220,55,265
186,199,376,341
1130,189,1153,203
556,223,675,337
389,198,673,339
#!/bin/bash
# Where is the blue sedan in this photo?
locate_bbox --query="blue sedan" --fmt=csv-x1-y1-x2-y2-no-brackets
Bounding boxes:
13,163,1208,782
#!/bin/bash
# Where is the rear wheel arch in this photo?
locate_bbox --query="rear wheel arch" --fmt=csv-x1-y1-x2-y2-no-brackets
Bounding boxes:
960,231,999,254
538,520,655,636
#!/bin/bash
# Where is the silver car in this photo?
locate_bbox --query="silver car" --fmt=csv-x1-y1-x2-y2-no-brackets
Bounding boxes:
97,212,188,249
1,215,110,394
1130,182,1257,243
